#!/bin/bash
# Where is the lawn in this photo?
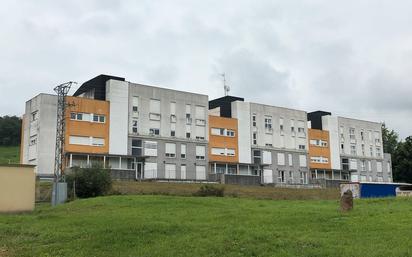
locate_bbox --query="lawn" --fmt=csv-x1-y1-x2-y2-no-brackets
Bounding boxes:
1,196,412,257
0,146,20,164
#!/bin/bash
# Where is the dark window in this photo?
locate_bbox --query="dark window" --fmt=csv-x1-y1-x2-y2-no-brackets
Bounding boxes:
186,132,191,138
77,113,83,120
70,112,76,120
99,115,105,123
93,115,99,122
171,131,175,137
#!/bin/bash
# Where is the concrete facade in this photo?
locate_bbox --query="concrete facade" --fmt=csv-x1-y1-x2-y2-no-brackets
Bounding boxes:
21,94,57,176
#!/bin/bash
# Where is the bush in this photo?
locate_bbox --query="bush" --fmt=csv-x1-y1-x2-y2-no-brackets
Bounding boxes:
195,184,225,197
66,165,112,198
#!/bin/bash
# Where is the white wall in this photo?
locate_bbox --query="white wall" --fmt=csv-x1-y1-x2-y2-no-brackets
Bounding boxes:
106,79,129,155
322,115,341,170
231,101,252,164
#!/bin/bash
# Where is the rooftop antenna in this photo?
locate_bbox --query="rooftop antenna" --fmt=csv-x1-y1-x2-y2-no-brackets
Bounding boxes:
221,73,230,96
52,81,77,206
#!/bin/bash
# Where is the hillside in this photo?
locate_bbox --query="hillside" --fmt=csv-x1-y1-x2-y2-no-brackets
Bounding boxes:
1,196,412,257
0,146,19,164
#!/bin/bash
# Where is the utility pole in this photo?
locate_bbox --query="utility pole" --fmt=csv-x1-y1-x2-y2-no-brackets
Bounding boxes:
52,81,76,206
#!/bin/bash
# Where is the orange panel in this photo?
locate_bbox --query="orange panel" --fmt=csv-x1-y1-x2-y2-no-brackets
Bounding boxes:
64,96,110,154
308,128,332,170
208,115,239,163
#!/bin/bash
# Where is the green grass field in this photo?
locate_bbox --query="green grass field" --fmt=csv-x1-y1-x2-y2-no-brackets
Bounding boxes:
0,146,20,164
1,196,412,257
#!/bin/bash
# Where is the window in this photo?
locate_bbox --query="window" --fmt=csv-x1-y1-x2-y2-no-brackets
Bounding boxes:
288,171,293,183
278,117,283,131
265,116,273,132
376,147,381,157
92,137,105,146
360,130,364,141
180,164,187,179
144,141,157,156
361,160,366,171
309,139,328,147
253,132,257,145
92,114,105,123
299,155,307,167
132,139,142,156
253,150,261,164
186,104,192,124
149,113,161,121
144,162,157,179
291,119,295,133
252,114,257,127
370,146,374,157
341,143,344,153
262,151,272,164
278,171,285,183
277,153,285,165
185,124,191,138
195,125,205,140
69,136,90,145
349,159,357,170
280,135,285,148
132,119,138,133
265,143,273,147
70,112,76,120
195,165,206,180
181,144,186,159
165,143,176,158
170,102,176,115
288,154,293,166
342,158,349,170
349,128,355,140
196,145,206,160
211,148,225,156
227,148,236,156
170,114,177,123
298,144,305,150
165,164,176,179
29,136,37,146
300,172,307,184
77,113,83,120
350,144,356,155
170,123,176,137
132,96,139,116
196,119,206,126
31,111,38,121
310,156,329,163
374,131,381,145
361,144,365,156
297,121,305,136
226,130,235,137
340,126,344,139
377,162,383,172
149,128,160,135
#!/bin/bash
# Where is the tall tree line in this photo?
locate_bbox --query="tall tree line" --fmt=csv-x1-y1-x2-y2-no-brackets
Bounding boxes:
0,116,22,146
382,124,412,183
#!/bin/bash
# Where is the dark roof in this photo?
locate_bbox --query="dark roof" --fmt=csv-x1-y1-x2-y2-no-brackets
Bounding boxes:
73,74,125,100
307,110,332,130
209,96,244,118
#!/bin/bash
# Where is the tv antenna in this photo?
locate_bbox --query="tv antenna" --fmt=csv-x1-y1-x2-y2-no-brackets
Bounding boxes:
221,73,230,96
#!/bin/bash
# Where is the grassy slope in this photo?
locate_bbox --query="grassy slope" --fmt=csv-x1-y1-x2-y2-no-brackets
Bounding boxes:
1,196,412,257
0,146,20,164
113,181,340,200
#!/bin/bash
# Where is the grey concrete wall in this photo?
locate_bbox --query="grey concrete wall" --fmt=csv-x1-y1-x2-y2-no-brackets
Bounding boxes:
252,147,309,184
22,94,57,176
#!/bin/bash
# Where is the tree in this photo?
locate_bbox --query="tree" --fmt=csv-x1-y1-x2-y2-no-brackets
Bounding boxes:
392,137,412,183
382,123,398,155
0,116,22,146
66,165,112,198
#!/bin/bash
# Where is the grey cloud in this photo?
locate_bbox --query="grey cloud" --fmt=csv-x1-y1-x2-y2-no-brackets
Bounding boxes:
1,0,412,139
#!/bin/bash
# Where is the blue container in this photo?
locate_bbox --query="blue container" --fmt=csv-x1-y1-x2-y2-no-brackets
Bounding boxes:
360,183,399,198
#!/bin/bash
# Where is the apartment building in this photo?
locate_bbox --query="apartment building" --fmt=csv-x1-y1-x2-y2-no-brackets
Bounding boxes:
308,111,392,183
20,74,393,185
208,115,239,174
21,75,209,180
209,96,310,184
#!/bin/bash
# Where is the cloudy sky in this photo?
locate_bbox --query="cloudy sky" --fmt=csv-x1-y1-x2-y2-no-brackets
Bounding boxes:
1,0,411,138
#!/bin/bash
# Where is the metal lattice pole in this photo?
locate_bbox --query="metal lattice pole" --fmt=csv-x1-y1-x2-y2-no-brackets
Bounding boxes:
52,81,76,206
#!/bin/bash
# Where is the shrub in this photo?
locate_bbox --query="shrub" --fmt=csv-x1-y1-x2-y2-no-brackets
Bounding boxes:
66,165,112,198
195,184,225,197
